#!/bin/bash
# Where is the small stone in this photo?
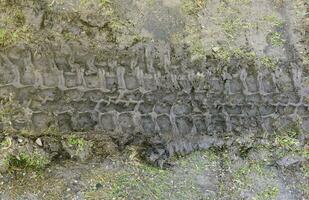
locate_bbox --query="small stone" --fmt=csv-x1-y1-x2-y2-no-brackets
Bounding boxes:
35,138,43,146
17,138,23,143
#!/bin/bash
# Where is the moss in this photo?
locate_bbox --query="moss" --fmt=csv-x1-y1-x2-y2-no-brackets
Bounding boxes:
264,14,284,28
84,150,213,199
221,18,252,39
254,186,280,200
230,161,267,192
270,119,307,158
212,46,256,64
107,166,170,199
268,31,285,46
5,152,49,171
275,135,299,151
260,56,278,70
68,135,86,151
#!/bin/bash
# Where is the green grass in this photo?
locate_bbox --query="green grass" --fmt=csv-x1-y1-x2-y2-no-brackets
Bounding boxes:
0,28,7,46
84,150,214,199
5,152,49,171
212,47,256,64
0,26,32,47
182,0,207,16
221,18,252,38
100,0,112,6
254,186,280,200
0,137,11,149
68,135,86,151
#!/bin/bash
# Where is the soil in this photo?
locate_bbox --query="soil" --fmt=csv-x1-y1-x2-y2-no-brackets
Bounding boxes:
0,0,308,199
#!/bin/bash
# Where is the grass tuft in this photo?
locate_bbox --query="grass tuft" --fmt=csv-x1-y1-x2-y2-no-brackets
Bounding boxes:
6,152,49,171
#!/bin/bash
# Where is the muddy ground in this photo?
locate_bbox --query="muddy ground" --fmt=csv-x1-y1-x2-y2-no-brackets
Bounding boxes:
0,0,308,199
0,145,308,200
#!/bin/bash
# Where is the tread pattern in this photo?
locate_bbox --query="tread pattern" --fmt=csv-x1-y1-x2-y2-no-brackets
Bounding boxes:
0,44,308,155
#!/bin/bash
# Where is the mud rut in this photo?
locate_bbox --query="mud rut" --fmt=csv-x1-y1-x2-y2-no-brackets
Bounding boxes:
1,44,308,165
0,0,308,167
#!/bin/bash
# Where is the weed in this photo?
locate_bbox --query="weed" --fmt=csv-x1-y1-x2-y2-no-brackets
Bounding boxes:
0,28,7,46
221,18,251,38
268,32,285,46
213,47,256,64
6,152,49,171
68,135,86,150
260,56,278,70
11,9,25,26
275,133,299,149
182,0,207,16
0,137,12,149
254,186,279,200
0,25,33,47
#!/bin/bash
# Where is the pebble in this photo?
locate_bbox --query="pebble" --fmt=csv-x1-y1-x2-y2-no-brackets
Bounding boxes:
35,138,43,146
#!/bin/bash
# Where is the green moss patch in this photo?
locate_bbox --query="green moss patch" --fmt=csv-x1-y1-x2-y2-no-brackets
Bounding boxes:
5,152,49,171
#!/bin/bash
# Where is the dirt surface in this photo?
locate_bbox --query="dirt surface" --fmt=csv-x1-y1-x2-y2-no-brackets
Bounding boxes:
0,147,308,200
0,0,308,199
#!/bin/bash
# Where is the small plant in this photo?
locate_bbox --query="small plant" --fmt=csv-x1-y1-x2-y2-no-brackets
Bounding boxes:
12,9,25,26
0,26,33,47
254,186,280,200
275,135,299,150
260,56,278,70
6,152,49,171
272,119,305,158
221,18,251,38
182,0,207,16
0,137,12,150
268,32,285,46
0,28,7,45
68,135,86,150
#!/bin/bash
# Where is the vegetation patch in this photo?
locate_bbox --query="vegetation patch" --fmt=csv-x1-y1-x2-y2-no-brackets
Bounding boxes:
221,18,252,39
264,14,284,28
260,56,278,70
254,186,280,200
268,31,285,46
181,0,207,16
67,135,86,151
5,152,49,171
